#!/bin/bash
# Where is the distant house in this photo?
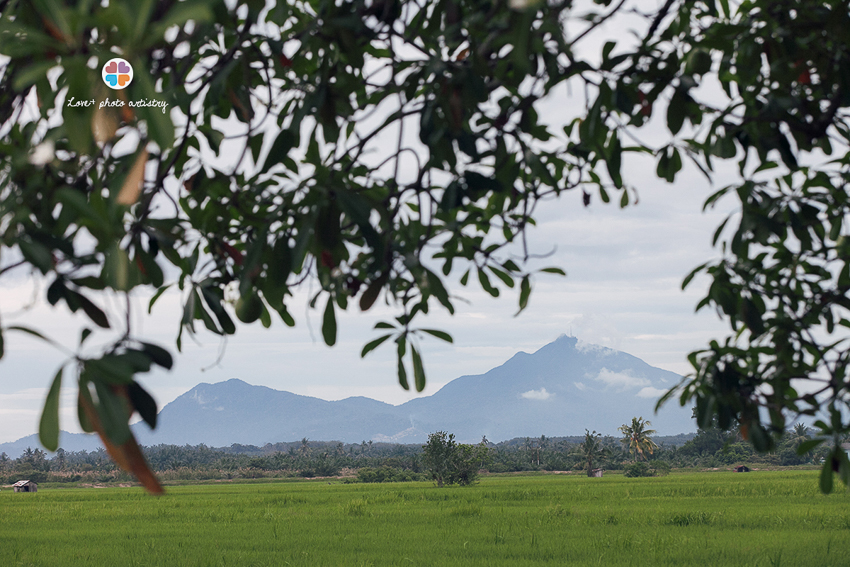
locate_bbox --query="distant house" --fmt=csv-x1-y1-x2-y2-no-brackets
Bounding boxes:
590,469,604,478
13,480,37,493
734,465,750,473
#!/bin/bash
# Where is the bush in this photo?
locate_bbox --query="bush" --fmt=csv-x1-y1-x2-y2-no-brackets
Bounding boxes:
624,461,671,477
624,462,652,477
422,432,487,487
356,466,426,483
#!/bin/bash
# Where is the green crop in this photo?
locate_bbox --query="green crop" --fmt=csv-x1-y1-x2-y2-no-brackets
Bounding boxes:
1,471,848,566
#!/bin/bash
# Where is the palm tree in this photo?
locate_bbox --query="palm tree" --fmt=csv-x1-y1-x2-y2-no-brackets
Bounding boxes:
578,430,607,477
618,417,659,462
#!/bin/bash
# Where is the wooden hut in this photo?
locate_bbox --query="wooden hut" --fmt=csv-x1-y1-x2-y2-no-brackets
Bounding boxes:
734,465,750,473
590,468,604,478
13,480,37,492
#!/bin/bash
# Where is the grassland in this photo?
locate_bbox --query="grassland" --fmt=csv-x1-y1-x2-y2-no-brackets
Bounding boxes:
2,471,848,566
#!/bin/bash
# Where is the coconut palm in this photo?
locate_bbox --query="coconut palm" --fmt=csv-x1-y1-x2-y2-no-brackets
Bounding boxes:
618,417,659,462
578,430,607,477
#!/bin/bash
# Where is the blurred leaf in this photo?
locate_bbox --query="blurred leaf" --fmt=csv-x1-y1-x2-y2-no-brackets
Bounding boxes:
322,295,337,346
128,381,158,429
140,342,173,370
38,367,63,452
411,345,426,392
419,329,453,343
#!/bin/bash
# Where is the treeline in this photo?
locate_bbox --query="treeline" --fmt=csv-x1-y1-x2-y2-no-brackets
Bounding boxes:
0,425,829,486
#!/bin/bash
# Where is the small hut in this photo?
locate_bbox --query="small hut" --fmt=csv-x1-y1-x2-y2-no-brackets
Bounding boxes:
13,480,37,493
734,465,750,473
590,468,604,478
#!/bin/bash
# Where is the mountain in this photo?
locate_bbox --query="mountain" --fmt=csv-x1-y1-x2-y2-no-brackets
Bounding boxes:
0,336,696,456
0,431,102,459
133,335,694,446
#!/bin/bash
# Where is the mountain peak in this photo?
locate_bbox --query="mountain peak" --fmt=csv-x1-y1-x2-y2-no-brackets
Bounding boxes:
134,335,693,446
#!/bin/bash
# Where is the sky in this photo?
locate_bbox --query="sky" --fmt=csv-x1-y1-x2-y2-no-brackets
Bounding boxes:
0,162,738,444
0,1,745,445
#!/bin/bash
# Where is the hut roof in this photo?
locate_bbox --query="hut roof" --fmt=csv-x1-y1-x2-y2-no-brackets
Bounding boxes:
13,480,36,487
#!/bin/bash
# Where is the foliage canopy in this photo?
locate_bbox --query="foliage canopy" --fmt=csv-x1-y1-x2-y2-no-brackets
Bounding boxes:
2,0,850,492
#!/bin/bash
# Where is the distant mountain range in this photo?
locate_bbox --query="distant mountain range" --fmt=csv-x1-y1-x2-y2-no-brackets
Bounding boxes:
0,335,696,457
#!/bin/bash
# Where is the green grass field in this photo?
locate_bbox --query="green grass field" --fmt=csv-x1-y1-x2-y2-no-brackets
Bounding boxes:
2,471,848,566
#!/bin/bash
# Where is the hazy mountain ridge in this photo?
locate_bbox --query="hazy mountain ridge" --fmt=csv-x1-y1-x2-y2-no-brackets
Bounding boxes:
0,335,696,456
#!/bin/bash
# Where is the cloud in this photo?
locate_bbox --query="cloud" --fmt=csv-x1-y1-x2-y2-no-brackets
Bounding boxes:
637,386,668,399
575,339,615,355
574,382,587,391
521,388,554,401
593,368,651,391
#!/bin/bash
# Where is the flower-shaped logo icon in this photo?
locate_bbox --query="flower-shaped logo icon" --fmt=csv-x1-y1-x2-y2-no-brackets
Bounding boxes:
102,58,133,90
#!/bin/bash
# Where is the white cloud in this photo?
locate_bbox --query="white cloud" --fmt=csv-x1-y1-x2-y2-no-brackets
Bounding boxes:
575,339,615,355
637,386,668,399
574,382,587,391
520,388,553,401
593,368,651,391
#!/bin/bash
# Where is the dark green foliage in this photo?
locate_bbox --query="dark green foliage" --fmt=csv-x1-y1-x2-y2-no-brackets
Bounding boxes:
623,461,670,478
356,466,426,483
421,431,488,487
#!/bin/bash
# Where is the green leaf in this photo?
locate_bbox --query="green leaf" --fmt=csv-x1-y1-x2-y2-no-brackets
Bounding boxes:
667,90,686,136
361,334,392,357
540,267,566,275
71,291,110,329
13,60,58,91
86,356,135,385
477,267,499,297
148,285,171,314
605,135,623,188
127,381,158,429
7,325,56,346
322,295,337,346
820,459,834,494
77,381,95,433
411,346,426,392
797,438,825,455
419,329,453,343
140,342,174,370
517,275,531,314
396,338,409,391
93,381,132,445
19,239,53,273
488,265,515,288
359,273,388,311
79,328,93,346
38,367,63,452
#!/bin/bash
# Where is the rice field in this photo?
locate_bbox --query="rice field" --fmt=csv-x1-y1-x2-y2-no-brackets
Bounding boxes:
1,471,848,566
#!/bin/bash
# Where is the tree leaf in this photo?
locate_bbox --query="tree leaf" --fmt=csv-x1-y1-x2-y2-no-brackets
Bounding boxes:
127,381,158,429
38,367,63,452
116,148,148,206
419,329,453,343
71,291,110,329
666,90,686,135
820,458,834,494
411,345,426,392
322,295,337,346
361,334,392,357
93,381,132,446
517,275,531,314
139,342,173,370
359,273,388,311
